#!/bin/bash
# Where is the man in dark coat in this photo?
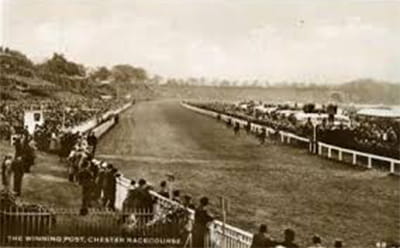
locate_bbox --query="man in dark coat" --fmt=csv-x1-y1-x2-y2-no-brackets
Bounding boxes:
250,224,276,248
103,165,118,210
158,180,169,198
11,156,25,196
193,197,214,248
234,122,240,135
259,128,267,145
87,132,98,156
143,185,155,212
77,160,94,210
245,120,252,134
123,180,139,212
278,228,299,248
13,136,23,158
226,118,232,128
21,137,35,173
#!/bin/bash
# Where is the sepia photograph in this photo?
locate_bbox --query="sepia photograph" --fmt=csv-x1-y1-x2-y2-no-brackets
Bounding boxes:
0,0,399,247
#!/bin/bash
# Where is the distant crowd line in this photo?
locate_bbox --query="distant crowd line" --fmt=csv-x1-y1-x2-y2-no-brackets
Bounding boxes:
190,101,399,159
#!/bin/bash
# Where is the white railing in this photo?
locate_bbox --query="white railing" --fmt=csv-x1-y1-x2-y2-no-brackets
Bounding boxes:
91,118,116,138
279,130,309,144
113,174,253,248
318,142,400,174
181,102,399,174
212,220,253,248
69,119,98,134
182,102,309,146
72,102,133,136
181,102,219,118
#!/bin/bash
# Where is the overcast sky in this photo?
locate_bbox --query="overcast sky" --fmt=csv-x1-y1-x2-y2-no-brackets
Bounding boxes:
1,0,399,83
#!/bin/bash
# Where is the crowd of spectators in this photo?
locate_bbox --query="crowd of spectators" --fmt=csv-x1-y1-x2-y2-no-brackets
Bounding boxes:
190,101,400,159
0,98,118,152
65,134,197,242
316,118,399,159
0,95,129,201
1,131,35,197
250,224,346,248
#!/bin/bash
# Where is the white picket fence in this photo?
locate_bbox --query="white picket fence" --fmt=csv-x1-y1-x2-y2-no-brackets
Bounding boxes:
181,102,400,175
74,102,133,138
318,142,400,174
91,117,116,138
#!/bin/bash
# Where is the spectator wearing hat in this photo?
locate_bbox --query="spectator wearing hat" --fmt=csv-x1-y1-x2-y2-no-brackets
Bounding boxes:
136,179,152,210
193,197,214,248
11,156,25,196
278,229,299,248
172,189,181,203
130,180,136,188
22,136,36,173
103,164,118,210
183,195,195,210
123,179,147,211
77,160,94,209
123,180,138,211
158,180,169,198
13,136,23,158
87,131,98,156
250,224,276,248
334,240,343,248
308,235,326,248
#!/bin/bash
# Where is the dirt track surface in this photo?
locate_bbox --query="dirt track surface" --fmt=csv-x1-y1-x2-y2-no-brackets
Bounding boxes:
97,100,400,247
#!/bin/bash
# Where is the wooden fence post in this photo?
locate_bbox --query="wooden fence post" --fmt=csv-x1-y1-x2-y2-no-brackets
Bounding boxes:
390,162,395,174
367,157,372,169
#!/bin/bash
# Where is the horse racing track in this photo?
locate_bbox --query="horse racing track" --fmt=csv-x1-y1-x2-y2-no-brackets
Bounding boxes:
96,100,400,248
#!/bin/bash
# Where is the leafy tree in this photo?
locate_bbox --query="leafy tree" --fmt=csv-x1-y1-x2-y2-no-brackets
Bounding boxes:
112,64,147,83
92,66,111,81
37,53,85,77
